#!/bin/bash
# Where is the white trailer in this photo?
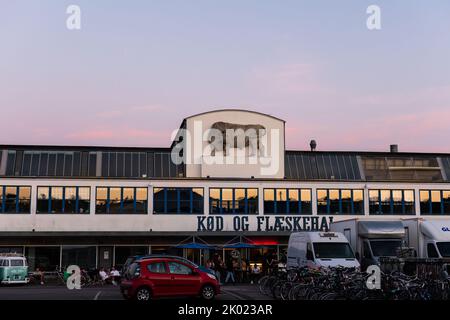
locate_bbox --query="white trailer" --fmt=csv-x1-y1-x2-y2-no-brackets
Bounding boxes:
402,218,450,259
330,219,406,270
286,231,360,269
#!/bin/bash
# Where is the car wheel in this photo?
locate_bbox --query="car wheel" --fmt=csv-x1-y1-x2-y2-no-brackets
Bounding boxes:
135,287,151,301
201,285,215,300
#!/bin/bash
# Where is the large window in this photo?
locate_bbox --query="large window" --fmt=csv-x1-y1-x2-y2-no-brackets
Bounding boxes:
95,187,147,214
369,189,415,215
420,190,450,215
153,188,204,214
210,188,258,214
0,186,31,213
264,188,312,214
37,187,90,214
317,189,364,215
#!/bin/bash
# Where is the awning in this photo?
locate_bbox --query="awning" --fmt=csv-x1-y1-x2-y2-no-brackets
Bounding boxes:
223,242,257,249
174,242,216,249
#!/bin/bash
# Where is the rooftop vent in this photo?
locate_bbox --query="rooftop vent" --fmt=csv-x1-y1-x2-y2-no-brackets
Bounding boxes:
390,144,399,153
310,140,317,152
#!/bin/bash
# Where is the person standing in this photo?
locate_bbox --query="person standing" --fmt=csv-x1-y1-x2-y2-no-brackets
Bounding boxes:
225,258,235,284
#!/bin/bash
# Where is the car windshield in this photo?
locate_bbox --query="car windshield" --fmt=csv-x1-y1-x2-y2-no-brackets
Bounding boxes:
370,240,402,257
313,243,355,259
10,259,24,267
125,262,140,280
436,242,450,257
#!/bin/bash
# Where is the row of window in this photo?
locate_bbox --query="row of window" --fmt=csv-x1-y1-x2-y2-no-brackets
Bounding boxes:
2,186,450,215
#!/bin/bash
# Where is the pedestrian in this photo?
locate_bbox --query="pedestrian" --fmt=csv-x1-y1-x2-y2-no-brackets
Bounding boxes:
225,258,235,284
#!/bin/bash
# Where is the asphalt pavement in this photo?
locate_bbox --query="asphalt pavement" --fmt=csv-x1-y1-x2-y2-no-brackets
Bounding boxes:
0,284,271,300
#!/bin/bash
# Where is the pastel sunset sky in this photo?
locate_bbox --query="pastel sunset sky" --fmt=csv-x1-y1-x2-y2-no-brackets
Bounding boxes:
1,0,450,152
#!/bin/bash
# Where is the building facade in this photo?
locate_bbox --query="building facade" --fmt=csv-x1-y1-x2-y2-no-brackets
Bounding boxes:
0,110,450,271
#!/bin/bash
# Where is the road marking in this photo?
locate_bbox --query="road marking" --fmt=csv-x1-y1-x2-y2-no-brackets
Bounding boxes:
221,288,245,300
93,291,101,300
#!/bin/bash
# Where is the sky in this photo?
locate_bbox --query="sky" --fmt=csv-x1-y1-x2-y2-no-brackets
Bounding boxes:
1,0,450,152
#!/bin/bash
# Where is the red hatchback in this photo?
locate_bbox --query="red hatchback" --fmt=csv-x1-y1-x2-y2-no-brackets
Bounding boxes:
120,257,220,301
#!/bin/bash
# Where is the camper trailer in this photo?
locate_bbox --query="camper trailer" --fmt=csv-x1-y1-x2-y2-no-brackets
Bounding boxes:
286,232,360,269
330,219,406,270
402,219,450,259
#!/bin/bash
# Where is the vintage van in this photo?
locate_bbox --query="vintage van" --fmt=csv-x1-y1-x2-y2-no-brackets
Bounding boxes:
0,254,29,285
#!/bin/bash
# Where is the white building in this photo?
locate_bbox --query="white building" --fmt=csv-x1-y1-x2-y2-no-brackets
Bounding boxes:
0,109,449,270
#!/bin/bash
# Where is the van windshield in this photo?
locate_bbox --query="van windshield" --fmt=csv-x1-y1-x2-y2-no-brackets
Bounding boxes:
313,243,355,259
370,240,402,257
436,242,450,257
10,259,24,267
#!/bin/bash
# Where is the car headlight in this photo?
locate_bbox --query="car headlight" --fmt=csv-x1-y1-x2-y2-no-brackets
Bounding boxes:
206,273,216,280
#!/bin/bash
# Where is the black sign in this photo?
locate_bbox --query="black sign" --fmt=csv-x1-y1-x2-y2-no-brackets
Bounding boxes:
197,216,334,232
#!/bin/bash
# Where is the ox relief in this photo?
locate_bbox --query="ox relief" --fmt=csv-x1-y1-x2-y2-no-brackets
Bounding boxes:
208,121,267,156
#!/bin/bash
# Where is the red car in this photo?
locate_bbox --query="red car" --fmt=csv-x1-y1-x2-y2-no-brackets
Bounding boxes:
120,257,220,301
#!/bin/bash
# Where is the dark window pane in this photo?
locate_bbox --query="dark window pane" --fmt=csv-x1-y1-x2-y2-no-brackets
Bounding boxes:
221,189,233,214
124,153,132,177
4,187,17,213
50,187,63,213
392,190,403,214
22,153,32,176
63,154,73,177
48,153,56,176
55,153,64,176
122,188,135,213
78,187,90,214
88,153,97,177
247,189,258,214
404,190,415,215
30,153,40,176
264,189,275,214
109,188,121,213
275,189,287,214
369,190,380,214
109,153,117,178
101,152,109,177
300,189,312,214
65,187,77,213
329,190,340,214
380,190,391,214
62,246,96,270
317,189,328,214
235,189,246,214
153,188,165,213
135,188,147,213
147,153,154,177
5,152,16,176
18,187,31,213
132,153,139,177
73,152,81,176
37,187,50,213
192,188,204,214
166,188,178,213
341,190,352,214
353,190,364,214
96,188,108,213
431,190,442,214
39,153,49,176
116,152,124,177
139,153,147,178
420,190,430,215
209,189,221,214
179,189,191,213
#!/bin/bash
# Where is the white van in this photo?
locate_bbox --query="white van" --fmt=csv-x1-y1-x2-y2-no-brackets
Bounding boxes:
286,232,360,269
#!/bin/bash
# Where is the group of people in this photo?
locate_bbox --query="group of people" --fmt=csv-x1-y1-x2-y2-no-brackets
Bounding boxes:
98,267,121,285
205,252,282,285
32,266,121,286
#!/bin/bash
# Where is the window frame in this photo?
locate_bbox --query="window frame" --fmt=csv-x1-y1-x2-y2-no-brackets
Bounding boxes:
153,187,204,215
95,187,147,214
209,188,259,215
316,189,365,215
368,189,415,215
263,188,312,215
0,186,32,214
36,186,91,214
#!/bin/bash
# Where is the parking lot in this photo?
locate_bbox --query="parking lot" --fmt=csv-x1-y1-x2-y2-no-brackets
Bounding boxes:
0,284,272,300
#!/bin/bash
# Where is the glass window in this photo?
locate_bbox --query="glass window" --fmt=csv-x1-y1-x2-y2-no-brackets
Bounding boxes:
431,190,442,214
221,189,233,214
420,190,431,215
380,190,391,214
192,188,204,214
50,187,63,213
62,246,96,270
135,188,147,214
353,190,364,214
288,189,299,214
4,187,17,213
317,190,328,214
369,190,380,214
234,189,246,214
443,191,450,215
427,243,439,258
275,189,287,214
179,188,191,213
96,188,108,213
37,187,50,213
264,189,275,214
25,246,60,271
18,187,31,213
147,262,167,274
341,190,352,214
209,189,221,214
122,188,135,213
65,187,77,213
0,187,2,212
404,190,415,214
78,187,90,213
247,189,258,214
301,189,312,214
168,262,192,275
392,190,403,214
166,188,178,213
153,188,165,213
109,188,121,213
329,190,340,214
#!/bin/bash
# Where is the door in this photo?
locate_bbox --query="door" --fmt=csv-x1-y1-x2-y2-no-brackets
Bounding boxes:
98,246,113,269
143,261,172,297
167,261,201,296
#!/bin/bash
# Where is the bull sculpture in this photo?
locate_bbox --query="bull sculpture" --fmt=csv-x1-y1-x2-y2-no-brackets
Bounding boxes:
208,121,267,156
